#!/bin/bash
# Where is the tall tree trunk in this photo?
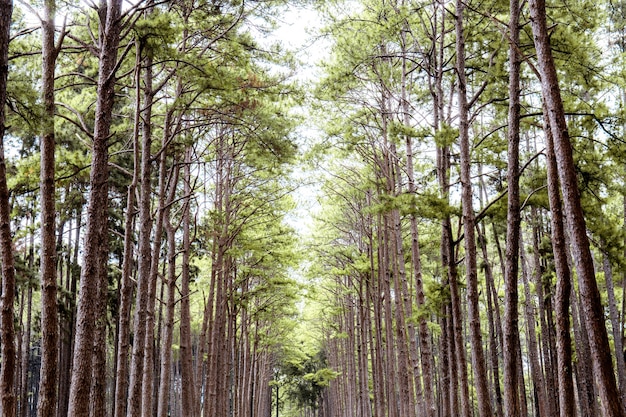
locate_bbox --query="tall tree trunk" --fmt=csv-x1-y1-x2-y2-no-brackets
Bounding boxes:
37,0,60,414
503,0,522,413
602,250,626,404
532,209,559,417
204,134,232,417
67,0,123,414
157,190,177,417
180,147,196,417
366,200,386,417
357,270,372,417
529,0,625,414
90,264,108,417
19,284,32,417
455,0,493,415
515,332,529,417
127,38,155,417
623,195,626,351
386,132,417,417
0,1,16,415
139,46,159,417
380,214,400,417
400,30,435,417
58,212,81,417
520,232,549,417
157,156,179,417
477,220,504,417
571,284,597,417
544,118,575,417
113,38,142,417
438,141,468,417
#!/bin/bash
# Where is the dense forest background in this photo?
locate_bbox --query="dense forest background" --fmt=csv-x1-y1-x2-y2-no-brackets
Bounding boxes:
1,0,626,416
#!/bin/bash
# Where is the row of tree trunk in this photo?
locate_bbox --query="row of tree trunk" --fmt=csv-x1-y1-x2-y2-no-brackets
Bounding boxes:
0,1,299,416
314,0,626,416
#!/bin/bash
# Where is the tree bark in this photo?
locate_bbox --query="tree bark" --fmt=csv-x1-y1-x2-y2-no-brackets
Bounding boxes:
544,118,575,417
139,45,158,417
0,1,16,415
113,38,142,417
477,220,504,417
37,0,59,415
400,26,434,417
67,0,123,414
532,209,559,417
455,1,493,415
90,262,108,417
58,212,80,417
602,250,626,405
19,283,32,417
157,169,178,417
571,284,597,417
520,232,549,417
503,0,522,413
127,39,156,417
180,147,196,417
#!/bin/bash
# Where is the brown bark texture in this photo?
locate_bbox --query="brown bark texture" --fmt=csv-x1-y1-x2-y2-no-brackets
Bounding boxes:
455,1,494,416
37,0,59,415
502,0,522,413
67,1,123,415
0,1,16,415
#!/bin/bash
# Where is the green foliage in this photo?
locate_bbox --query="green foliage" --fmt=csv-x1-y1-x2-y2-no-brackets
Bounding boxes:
434,123,459,148
133,10,180,50
278,346,338,410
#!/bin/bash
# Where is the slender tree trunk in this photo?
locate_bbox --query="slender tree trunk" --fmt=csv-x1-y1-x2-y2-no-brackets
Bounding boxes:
366,201,386,417
401,33,434,417
58,212,80,417
67,1,123,414
544,118,575,417
386,133,417,417
90,263,108,417
439,313,450,417
20,285,32,417
529,0,625,414
113,39,142,417
380,213,400,417
205,135,233,417
37,0,60,414
357,270,372,417
503,0,522,413
0,1,16,415
520,232,549,417
571,284,597,417
127,38,156,417
438,141,467,417
532,209,560,417
455,0,493,415
623,195,626,351
157,196,177,417
139,47,158,417
180,147,196,417
142,114,179,415
602,250,626,404
478,220,504,417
